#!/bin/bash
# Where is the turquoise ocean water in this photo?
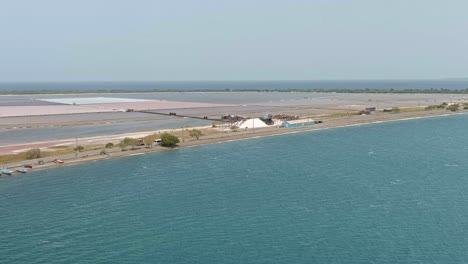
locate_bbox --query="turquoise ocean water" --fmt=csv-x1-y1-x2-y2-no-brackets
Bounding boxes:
2,114,468,263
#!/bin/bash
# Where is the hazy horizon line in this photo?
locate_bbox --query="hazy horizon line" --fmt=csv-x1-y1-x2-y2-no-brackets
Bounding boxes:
1,78,468,84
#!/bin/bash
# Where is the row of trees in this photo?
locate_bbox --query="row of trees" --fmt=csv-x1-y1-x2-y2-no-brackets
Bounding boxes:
118,129,203,150
23,130,204,160
425,102,468,112
117,132,181,151
86,129,204,153
24,145,86,160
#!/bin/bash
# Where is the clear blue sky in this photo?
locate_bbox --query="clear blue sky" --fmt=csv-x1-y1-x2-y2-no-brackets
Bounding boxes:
1,0,467,82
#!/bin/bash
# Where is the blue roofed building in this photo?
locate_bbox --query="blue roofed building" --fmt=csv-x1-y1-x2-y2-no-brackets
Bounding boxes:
281,119,315,128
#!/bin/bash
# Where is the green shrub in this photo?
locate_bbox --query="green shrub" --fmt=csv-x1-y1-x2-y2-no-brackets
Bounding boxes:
425,105,438,110
119,137,138,150
25,148,42,159
189,129,204,140
446,104,460,112
160,133,180,147
74,145,84,152
143,134,158,148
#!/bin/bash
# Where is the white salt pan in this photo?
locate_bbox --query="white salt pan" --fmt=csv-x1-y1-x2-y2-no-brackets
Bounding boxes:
39,97,151,105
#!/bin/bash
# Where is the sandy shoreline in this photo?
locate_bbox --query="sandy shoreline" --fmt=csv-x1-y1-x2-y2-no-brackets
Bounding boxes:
2,109,466,174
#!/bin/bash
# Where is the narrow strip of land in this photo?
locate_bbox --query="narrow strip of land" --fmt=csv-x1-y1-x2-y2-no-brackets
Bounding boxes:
1,108,465,173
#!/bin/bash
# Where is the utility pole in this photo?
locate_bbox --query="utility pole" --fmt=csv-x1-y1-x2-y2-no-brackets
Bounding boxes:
75,136,79,158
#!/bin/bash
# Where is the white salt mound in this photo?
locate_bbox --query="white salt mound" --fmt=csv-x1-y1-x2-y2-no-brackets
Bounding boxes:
235,118,268,129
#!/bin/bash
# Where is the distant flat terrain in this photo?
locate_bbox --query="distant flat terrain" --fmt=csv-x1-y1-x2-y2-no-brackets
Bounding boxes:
1,91,467,145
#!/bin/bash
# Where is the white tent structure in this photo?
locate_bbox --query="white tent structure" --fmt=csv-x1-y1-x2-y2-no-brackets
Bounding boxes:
234,118,269,129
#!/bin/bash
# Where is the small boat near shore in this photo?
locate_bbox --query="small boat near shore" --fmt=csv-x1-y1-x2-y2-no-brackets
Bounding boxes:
16,168,28,173
1,168,14,175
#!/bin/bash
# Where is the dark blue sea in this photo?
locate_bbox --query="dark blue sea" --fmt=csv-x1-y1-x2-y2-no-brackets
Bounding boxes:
2,114,468,263
1,80,468,92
